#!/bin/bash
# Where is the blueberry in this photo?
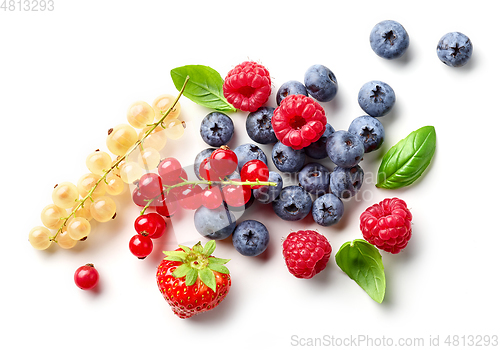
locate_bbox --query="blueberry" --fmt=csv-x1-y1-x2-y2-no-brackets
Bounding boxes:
370,20,409,60
304,64,338,102
253,171,283,204
304,123,335,159
276,80,308,106
272,142,306,173
298,162,330,196
329,165,364,199
232,220,269,256
326,130,364,168
194,147,216,180
272,185,312,221
348,116,385,153
436,32,473,67
358,80,395,118
233,143,268,172
245,107,278,144
200,112,234,147
193,205,236,240
312,194,344,226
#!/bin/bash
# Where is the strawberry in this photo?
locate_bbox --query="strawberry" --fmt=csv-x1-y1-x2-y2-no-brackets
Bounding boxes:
156,240,231,319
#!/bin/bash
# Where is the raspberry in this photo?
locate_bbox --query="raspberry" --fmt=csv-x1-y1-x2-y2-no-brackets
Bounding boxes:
282,230,332,279
223,61,272,112
360,197,412,254
272,94,327,150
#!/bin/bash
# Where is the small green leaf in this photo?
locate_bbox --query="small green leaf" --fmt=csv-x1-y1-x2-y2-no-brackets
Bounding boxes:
335,239,386,303
162,251,187,261
208,257,231,265
178,245,191,253
172,263,191,278
208,263,230,275
377,125,436,189
192,242,203,254
198,267,216,292
185,269,198,286
170,65,236,112
164,255,184,262
203,240,216,256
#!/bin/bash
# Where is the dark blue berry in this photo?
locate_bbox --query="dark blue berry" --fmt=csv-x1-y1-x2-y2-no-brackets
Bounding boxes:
194,148,216,180
348,116,385,153
272,142,306,173
193,205,236,240
253,171,283,204
276,80,308,106
232,220,269,256
304,123,335,159
200,112,234,147
245,107,278,144
298,162,330,196
312,194,344,226
358,81,395,118
272,185,312,221
233,143,268,172
329,165,364,199
370,20,410,60
436,32,473,67
304,64,338,102
326,130,364,168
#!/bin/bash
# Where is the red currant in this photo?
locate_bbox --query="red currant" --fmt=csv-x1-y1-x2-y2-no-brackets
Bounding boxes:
201,186,223,209
158,157,182,182
74,263,99,290
162,168,188,186
129,234,154,259
240,160,269,189
210,147,238,177
134,213,166,239
222,178,252,207
138,173,163,199
178,184,203,210
199,158,224,182
132,187,148,207
155,193,178,218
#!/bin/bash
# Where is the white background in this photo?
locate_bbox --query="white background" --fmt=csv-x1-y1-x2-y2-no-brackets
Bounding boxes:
2,0,499,349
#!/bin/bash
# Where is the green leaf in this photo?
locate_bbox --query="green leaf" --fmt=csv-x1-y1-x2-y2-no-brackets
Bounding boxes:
198,267,216,292
170,65,236,112
208,263,230,275
208,257,231,265
335,239,386,303
377,125,436,189
203,240,216,256
172,263,191,278
185,269,198,286
162,250,187,261
192,242,203,254
164,255,184,262
178,245,191,253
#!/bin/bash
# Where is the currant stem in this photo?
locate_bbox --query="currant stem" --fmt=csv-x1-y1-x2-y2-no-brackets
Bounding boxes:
50,76,191,241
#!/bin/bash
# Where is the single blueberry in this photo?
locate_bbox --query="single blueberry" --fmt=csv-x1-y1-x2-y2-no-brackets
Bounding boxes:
358,80,395,118
253,171,283,204
276,80,309,106
370,20,410,60
246,107,278,144
304,64,338,102
194,147,216,180
329,165,364,199
348,116,385,153
326,130,365,168
193,205,236,240
233,143,268,172
436,32,473,67
232,220,270,256
304,123,335,159
312,193,344,226
272,142,306,173
272,185,312,221
200,112,234,147
298,162,331,196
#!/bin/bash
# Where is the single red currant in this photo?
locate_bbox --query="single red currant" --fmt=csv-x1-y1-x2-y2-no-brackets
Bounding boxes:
178,184,203,210
74,263,99,290
134,213,166,239
240,160,269,189
199,158,223,182
155,193,179,218
132,186,148,207
138,173,163,199
158,157,183,183
162,168,188,186
201,186,223,209
222,178,252,207
129,234,154,259
210,147,238,177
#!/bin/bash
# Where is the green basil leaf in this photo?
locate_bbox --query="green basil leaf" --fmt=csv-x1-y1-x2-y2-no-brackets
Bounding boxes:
171,65,236,112
376,125,436,189
335,239,386,303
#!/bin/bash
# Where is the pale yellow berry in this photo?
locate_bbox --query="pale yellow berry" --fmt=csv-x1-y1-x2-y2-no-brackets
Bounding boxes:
72,201,93,222
127,101,155,128
40,204,67,230
137,147,161,169
152,94,181,121
138,125,167,151
86,150,112,175
52,182,79,209
67,217,91,240
29,226,52,250
106,124,138,156
164,119,185,140
105,173,124,196
77,173,107,198
120,162,143,184
57,228,77,249
90,196,116,223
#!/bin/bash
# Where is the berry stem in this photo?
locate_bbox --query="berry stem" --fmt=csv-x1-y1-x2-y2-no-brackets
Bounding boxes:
50,76,191,242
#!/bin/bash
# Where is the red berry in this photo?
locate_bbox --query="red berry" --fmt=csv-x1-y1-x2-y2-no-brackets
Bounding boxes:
138,173,163,199
134,213,166,239
282,230,332,279
155,193,179,218
199,158,223,182
222,179,252,207
158,157,182,182
132,187,147,207
162,168,188,186
210,147,238,177
129,234,154,259
201,187,223,209
272,94,327,150
223,61,272,112
360,197,412,254
74,263,99,290
240,159,269,189
178,184,203,210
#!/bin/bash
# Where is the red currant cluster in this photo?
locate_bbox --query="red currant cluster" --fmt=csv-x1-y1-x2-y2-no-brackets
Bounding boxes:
128,146,270,258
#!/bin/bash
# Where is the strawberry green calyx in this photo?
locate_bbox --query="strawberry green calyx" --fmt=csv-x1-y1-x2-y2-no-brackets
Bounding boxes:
162,240,230,292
